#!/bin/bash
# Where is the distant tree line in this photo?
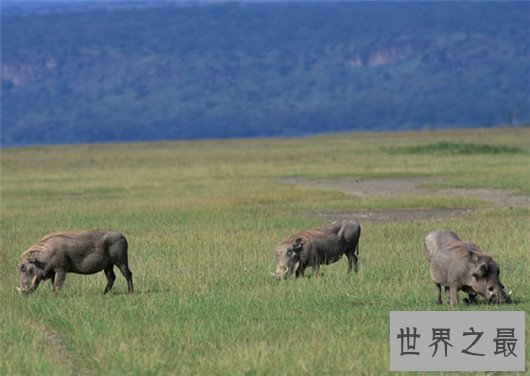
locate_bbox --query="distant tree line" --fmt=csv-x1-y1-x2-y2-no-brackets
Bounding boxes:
1,1,529,146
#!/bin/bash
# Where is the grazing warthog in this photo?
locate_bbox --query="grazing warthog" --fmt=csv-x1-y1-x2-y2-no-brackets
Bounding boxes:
17,230,133,295
271,220,361,280
424,229,510,305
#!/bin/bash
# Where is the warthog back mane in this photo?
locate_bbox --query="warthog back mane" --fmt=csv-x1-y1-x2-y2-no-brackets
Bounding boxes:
448,241,484,255
38,230,85,243
20,231,86,260
279,226,333,246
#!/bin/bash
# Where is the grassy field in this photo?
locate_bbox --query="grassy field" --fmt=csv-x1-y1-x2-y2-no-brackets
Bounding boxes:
1,127,529,375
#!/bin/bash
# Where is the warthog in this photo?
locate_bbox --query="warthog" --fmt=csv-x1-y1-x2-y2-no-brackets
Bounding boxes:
424,229,510,305
271,220,361,280
17,230,133,295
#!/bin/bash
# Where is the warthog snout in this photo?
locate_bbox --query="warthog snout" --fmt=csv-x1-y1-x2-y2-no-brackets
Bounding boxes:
17,270,39,295
270,266,289,280
16,285,35,295
488,289,511,304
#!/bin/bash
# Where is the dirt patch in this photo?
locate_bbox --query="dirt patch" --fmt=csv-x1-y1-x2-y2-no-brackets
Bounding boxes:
299,208,474,222
283,177,529,222
37,322,80,375
283,177,529,208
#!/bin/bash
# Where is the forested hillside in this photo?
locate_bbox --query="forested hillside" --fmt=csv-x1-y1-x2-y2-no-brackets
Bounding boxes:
1,1,529,146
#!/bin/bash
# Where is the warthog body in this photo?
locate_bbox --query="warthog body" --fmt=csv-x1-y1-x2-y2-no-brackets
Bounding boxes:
424,229,508,305
271,220,361,280
17,230,133,295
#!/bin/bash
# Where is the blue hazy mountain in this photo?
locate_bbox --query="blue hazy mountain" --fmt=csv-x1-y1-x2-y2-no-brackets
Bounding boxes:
1,1,529,146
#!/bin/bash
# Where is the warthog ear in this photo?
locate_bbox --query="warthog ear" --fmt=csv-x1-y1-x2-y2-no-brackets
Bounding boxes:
292,238,304,252
472,262,489,279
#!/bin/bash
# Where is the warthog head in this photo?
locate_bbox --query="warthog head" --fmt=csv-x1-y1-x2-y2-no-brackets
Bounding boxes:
271,238,304,280
17,257,44,295
470,258,510,303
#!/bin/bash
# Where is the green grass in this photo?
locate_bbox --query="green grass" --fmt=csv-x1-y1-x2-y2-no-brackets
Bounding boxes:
1,127,529,375
390,141,527,155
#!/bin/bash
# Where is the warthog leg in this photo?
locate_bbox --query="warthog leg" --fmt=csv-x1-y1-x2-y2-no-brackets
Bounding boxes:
117,264,134,294
312,264,321,277
435,284,442,305
53,270,66,293
295,266,306,278
104,266,116,294
49,272,56,290
347,253,358,274
449,286,459,305
464,293,477,305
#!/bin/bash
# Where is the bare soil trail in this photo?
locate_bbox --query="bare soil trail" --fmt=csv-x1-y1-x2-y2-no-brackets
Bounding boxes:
30,319,82,376
283,177,529,222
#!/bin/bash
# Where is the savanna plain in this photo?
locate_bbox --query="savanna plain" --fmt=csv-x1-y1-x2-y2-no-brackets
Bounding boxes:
1,128,529,375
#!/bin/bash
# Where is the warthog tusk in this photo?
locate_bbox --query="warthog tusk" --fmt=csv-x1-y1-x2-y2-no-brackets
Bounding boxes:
30,275,38,289
16,287,21,292
508,290,513,296
270,272,277,276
